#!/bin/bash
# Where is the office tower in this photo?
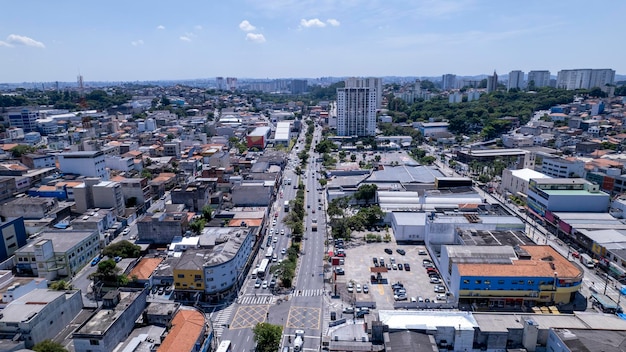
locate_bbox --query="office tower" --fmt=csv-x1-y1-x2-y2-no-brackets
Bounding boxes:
556,69,615,90
441,74,457,90
527,70,551,89
508,70,524,91
336,77,380,137
216,77,224,90
486,71,498,93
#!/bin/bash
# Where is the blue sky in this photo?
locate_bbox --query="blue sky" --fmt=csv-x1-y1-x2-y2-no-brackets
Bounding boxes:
1,0,624,83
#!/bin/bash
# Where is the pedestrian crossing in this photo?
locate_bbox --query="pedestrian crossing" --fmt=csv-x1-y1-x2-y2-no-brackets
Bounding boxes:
211,305,235,338
291,288,325,297
239,294,276,305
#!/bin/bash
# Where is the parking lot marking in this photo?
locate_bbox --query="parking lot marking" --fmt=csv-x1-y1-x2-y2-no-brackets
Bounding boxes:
377,284,385,296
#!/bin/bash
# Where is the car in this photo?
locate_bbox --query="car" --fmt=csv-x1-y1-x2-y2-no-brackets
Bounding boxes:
436,294,447,301
394,294,408,301
343,307,355,314
422,259,432,265
372,257,378,265
425,298,431,303
270,279,276,288
434,285,446,293
335,267,345,275
398,263,404,271
347,282,354,293
160,195,167,200
114,256,122,263
273,237,278,243
390,257,396,264
356,284,362,293
122,228,131,235
363,284,369,293
418,296,424,302
157,286,165,295
270,228,275,235
404,263,411,271
272,255,278,262
338,258,345,265
391,263,398,270
418,250,427,255
410,297,417,303
396,249,406,255
151,286,158,294
391,282,404,290
318,205,322,210
430,277,441,284
91,256,101,266
336,252,346,257
272,220,277,226
255,279,262,288
386,263,392,270
281,248,286,255
394,288,406,295
379,258,385,266
280,229,285,235
384,248,393,255
312,209,316,213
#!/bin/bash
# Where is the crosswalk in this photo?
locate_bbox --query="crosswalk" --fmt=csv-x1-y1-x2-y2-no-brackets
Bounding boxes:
239,294,276,305
211,305,235,338
291,288,325,297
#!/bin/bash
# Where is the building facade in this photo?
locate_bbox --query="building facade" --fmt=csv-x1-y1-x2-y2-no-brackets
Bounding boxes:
336,78,380,137
508,70,524,90
527,70,551,88
441,74,457,90
541,157,586,178
486,71,498,93
556,69,615,90
0,217,28,262
56,150,109,180
527,178,610,216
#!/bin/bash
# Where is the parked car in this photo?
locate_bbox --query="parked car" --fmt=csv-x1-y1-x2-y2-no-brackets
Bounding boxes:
343,307,355,314
372,257,378,265
91,256,101,266
363,284,369,293
114,256,122,263
384,248,393,255
335,267,345,275
262,280,268,289
347,282,354,292
122,228,130,235
396,249,406,255
356,284,362,293
418,250,427,255
270,279,276,288
434,285,446,293
398,263,403,271
255,279,262,288
391,263,398,270
430,277,441,284
404,263,411,271
436,294,447,301
392,282,404,290
394,294,408,301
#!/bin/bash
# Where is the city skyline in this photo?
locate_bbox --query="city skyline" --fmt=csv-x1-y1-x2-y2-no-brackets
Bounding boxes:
1,0,625,83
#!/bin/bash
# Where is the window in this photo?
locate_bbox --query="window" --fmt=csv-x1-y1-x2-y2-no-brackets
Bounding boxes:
528,280,535,285
484,280,491,285
463,280,469,284
177,274,185,278
498,280,504,284
475,280,482,284
90,339,100,345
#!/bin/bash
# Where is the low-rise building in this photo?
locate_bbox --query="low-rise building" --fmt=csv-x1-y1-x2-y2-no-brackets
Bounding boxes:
541,157,586,178
171,181,211,212
527,178,610,216
137,212,191,244
0,217,28,262
500,168,551,197
456,148,534,170
158,307,211,352
246,126,271,149
73,289,148,352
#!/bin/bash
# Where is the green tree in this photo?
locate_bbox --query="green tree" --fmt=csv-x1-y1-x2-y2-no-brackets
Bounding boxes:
374,154,381,162
202,205,213,221
10,144,36,158
253,322,283,352
189,219,206,234
89,259,123,287
354,184,378,205
419,155,436,165
102,240,141,258
318,178,327,187
350,154,357,162
49,280,73,291
32,340,68,352
161,95,171,106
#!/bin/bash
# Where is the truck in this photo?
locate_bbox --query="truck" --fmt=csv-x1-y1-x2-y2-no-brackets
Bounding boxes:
293,330,305,351
284,200,290,212
580,253,596,269
311,220,317,232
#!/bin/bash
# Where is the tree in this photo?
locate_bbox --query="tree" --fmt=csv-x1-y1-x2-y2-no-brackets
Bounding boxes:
102,240,141,258
50,280,73,291
10,144,36,158
253,322,283,352
419,155,436,165
350,154,357,162
202,205,213,221
189,219,206,234
374,154,381,162
89,259,123,287
161,95,171,106
354,184,378,205
32,340,68,352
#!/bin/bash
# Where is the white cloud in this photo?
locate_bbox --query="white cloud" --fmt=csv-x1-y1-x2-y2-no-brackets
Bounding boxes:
131,40,144,46
157,25,165,30
246,33,266,43
179,36,192,42
0,41,12,47
5,34,45,48
195,25,203,30
300,18,326,28
326,19,340,26
239,20,256,32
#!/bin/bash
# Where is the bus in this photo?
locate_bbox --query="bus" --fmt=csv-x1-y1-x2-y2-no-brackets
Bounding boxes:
257,258,270,279
284,200,290,212
265,246,273,259
216,340,232,352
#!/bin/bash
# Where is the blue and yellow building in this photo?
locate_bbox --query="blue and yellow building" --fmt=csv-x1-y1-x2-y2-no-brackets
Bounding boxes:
441,245,583,309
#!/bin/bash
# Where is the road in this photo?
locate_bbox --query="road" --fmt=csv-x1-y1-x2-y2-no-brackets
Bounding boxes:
218,122,327,352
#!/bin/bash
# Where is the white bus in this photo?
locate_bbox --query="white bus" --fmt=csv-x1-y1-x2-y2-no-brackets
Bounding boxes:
265,246,273,259
257,258,270,279
216,340,232,352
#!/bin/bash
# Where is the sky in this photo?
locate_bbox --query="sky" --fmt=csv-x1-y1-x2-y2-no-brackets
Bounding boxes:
1,0,625,83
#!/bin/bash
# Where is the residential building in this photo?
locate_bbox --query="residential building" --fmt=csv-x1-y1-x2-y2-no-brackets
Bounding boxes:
21,153,56,169
70,208,116,241
0,197,65,220
441,74,457,90
163,140,181,159
72,289,148,352
441,245,583,307
290,79,308,94
117,177,151,208
556,69,615,90
501,133,533,148
527,178,610,216
170,181,211,212
0,176,17,201
541,157,586,178
336,77,380,136
137,212,190,244
528,70,551,88
0,217,28,262
231,181,273,206
507,70,524,90
126,257,164,288
0,289,83,349
158,307,211,352
104,155,135,172
486,71,498,93
56,150,109,180
500,168,551,197
246,126,271,149
14,230,100,279
74,179,125,216
8,108,41,133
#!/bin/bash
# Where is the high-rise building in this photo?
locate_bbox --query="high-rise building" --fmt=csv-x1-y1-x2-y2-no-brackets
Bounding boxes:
216,77,224,90
290,79,308,94
8,108,41,133
226,77,237,91
507,70,524,91
527,70,551,88
486,71,498,93
441,74,457,90
336,77,380,137
556,69,615,90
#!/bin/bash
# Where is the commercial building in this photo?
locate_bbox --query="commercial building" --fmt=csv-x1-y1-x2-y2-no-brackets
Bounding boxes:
336,77,381,137
456,148,534,170
527,178,610,216
290,79,308,94
508,70,524,90
158,307,211,352
500,168,551,197
73,289,148,352
541,157,586,178
21,153,56,169
0,289,83,349
7,108,41,133
0,217,27,262
441,245,583,308
415,122,449,137
274,121,291,146
556,69,615,90
56,150,109,180
14,230,100,279
528,70,551,88
74,178,125,216
246,126,271,149
137,212,190,244
171,181,211,212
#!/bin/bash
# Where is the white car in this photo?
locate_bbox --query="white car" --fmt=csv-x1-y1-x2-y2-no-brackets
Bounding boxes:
347,282,354,293
356,284,362,293
270,228,274,235
122,228,130,235
280,229,285,235
281,248,286,255
436,294,447,301
262,281,268,289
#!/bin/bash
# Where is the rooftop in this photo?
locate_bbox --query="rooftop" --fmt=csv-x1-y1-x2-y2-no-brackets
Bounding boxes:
128,258,164,281
378,310,478,331
510,168,551,182
0,289,70,323
74,290,144,336
368,165,443,184
157,308,205,352
16,230,96,254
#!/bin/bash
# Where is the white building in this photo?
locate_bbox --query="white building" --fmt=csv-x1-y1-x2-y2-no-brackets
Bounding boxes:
56,150,109,180
556,69,615,90
336,77,380,137
541,157,586,178
508,70,524,90
527,70,551,88
105,155,135,172
390,212,426,242
274,121,291,146
500,168,551,197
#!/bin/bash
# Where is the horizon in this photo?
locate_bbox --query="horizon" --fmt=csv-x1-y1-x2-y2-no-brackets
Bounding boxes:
1,0,625,83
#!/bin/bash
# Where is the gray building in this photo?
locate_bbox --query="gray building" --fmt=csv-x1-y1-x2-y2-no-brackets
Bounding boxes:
137,212,189,244
231,181,273,206
73,289,148,352
0,289,83,348
171,182,211,212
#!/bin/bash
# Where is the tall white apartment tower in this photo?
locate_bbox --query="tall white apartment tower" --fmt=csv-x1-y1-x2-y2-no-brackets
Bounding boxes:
441,74,457,90
527,70,551,88
556,69,615,90
508,70,524,91
336,77,380,137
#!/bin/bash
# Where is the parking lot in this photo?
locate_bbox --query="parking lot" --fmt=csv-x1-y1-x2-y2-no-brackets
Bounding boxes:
335,240,454,311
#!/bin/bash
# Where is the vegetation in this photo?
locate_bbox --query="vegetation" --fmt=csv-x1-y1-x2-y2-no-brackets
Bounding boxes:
189,219,206,234
353,184,378,205
89,259,127,287
201,205,213,221
102,240,141,258
10,144,37,157
32,340,68,352
253,322,283,352
49,280,73,291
